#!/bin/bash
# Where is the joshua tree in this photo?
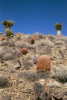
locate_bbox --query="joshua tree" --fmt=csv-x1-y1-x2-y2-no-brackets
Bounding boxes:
55,24,62,30
2,20,15,30
1,20,15,37
55,24,62,35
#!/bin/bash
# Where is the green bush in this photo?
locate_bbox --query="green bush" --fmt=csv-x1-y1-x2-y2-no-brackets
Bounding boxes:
6,31,14,37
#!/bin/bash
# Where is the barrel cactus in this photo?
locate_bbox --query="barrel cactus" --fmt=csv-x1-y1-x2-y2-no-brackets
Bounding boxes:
0,36,6,41
36,55,52,72
20,48,28,55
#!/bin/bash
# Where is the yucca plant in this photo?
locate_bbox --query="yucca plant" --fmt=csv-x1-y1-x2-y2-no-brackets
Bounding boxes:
1,20,15,37
55,24,62,30
1,20,15,28
55,24,63,35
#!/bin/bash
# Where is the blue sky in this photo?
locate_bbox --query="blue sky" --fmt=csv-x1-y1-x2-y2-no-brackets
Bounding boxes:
0,0,67,35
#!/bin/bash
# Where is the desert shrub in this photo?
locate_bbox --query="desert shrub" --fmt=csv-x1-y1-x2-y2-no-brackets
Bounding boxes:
34,82,44,96
16,33,21,40
15,41,27,48
18,70,50,82
22,60,33,70
0,40,8,46
51,65,67,83
0,47,7,58
47,35,56,42
18,71,38,81
30,38,35,44
0,95,11,100
35,40,53,55
32,56,38,64
6,31,14,37
34,82,50,100
0,76,9,88
3,52,16,60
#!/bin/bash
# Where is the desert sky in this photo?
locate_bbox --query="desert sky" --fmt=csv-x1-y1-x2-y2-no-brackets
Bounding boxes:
0,0,67,35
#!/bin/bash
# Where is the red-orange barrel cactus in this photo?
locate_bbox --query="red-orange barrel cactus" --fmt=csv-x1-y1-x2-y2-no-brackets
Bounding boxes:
20,48,28,55
0,37,6,41
36,55,52,72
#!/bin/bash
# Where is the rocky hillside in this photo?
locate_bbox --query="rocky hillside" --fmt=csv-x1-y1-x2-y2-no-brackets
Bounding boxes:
0,33,67,100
